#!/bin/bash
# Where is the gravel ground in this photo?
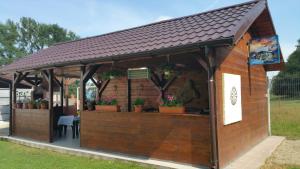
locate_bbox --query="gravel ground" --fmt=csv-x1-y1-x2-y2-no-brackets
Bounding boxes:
272,140,300,165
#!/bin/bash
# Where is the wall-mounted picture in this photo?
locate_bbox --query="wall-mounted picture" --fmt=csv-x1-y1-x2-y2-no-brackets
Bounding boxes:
249,35,280,65
223,73,242,125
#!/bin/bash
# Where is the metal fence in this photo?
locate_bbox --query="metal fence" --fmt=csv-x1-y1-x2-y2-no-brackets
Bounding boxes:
270,73,300,101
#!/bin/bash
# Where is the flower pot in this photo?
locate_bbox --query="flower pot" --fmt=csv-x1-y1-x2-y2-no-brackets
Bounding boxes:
23,103,29,109
134,105,143,113
95,105,120,112
16,103,23,109
40,103,48,109
28,103,35,109
159,106,185,114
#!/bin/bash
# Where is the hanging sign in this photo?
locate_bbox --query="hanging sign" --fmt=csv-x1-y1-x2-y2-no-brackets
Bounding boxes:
249,35,280,65
127,67,150,79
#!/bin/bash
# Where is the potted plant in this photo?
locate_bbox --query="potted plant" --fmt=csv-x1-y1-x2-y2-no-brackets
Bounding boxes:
40,99,49,109
23,99,29,109
158,63,177,80
159,95,185,114
95,97,120,112
28,100,36,109
133,98,144,113
99,70,124,80
16,100,23,109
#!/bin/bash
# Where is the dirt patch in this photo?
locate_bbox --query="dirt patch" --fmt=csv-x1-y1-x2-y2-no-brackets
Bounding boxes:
272,140,300,165
261,140,300,169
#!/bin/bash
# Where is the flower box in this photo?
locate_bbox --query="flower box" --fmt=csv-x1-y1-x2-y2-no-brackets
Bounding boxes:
16,103,23,109
95,105,120,112
159,106,185,114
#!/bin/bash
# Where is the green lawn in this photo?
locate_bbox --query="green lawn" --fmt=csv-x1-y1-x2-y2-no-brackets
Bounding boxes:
271,99,300,140
0,141,150,169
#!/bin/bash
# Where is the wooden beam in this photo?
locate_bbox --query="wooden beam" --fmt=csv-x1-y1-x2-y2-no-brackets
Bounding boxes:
53,76,62,87
98,80,110,97
14,72,29,85
80,66,86,111
83,65,101,83
41,70,49,83
9,82,12,136
48,69,54,143
196,57,209,72
162,75,177,91
60,78,64,107
127,79,131,112
90,77,100,88
23,78,36,86
11,73,17,135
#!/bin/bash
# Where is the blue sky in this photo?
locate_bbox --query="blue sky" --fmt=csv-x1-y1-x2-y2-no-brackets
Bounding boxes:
1,0,299,60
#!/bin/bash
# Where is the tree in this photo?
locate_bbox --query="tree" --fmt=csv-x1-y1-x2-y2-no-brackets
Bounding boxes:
0,17,79,65
0,20,25,65
271,39,300,97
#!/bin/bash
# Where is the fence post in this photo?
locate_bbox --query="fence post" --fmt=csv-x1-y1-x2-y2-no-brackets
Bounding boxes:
268,83,271,136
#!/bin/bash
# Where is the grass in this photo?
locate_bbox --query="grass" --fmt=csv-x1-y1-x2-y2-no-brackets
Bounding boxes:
271,99,300,140
0,141,150,169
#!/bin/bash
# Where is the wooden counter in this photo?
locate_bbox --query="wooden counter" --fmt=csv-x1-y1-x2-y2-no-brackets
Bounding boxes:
81,111,211,167
13,109,50,142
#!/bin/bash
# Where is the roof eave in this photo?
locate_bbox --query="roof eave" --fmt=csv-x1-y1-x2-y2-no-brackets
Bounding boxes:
232,0,267,44
1,38,234,73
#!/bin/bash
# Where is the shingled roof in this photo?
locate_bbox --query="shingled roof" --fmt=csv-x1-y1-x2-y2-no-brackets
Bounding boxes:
1,0,271,72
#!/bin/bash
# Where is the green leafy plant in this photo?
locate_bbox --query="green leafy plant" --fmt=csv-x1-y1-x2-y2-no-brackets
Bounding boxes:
99,70,124,80
157,63,177,79
161,95,183,107
40,99,49,105
97,97,118,105
133,98,144,106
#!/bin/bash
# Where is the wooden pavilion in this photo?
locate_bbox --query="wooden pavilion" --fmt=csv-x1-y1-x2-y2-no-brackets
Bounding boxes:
0,0,284,168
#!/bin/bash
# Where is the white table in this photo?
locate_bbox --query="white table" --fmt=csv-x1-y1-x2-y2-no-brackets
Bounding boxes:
57,115,80,138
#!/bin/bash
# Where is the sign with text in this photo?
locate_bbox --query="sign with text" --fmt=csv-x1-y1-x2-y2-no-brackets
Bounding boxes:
249,36,280,65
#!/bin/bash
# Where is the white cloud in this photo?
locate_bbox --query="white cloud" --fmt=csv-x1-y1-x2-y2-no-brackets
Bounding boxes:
155,16,173,22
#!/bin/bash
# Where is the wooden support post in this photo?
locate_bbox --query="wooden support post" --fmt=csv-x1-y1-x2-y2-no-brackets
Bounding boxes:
48,69,54,143
204,46,219,169
11,73,17,135
60,78,64,107
127,79,131,112
80,66,86,111
9,81,12,136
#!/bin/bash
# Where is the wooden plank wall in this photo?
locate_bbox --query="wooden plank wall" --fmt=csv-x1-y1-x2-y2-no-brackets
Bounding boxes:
215,32,268,168
101,70,209,111
81,111,211,167
13,109,50,142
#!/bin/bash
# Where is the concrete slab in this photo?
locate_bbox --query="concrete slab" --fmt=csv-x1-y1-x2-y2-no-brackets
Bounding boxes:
224,136,285,169
0,136,208,169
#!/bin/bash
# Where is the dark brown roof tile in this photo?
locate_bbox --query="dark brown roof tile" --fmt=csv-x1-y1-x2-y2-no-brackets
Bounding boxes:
1,0,267,72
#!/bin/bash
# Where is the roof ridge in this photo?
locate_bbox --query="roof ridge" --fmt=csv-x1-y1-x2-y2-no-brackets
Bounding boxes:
53,0,260,47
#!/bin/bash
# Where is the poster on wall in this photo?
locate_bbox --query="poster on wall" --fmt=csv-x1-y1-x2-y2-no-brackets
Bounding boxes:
223,73,242,125
249,35,280,65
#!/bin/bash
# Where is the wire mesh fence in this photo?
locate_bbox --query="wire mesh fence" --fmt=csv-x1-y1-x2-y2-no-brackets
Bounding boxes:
270,73,300,101
269,73,300,139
